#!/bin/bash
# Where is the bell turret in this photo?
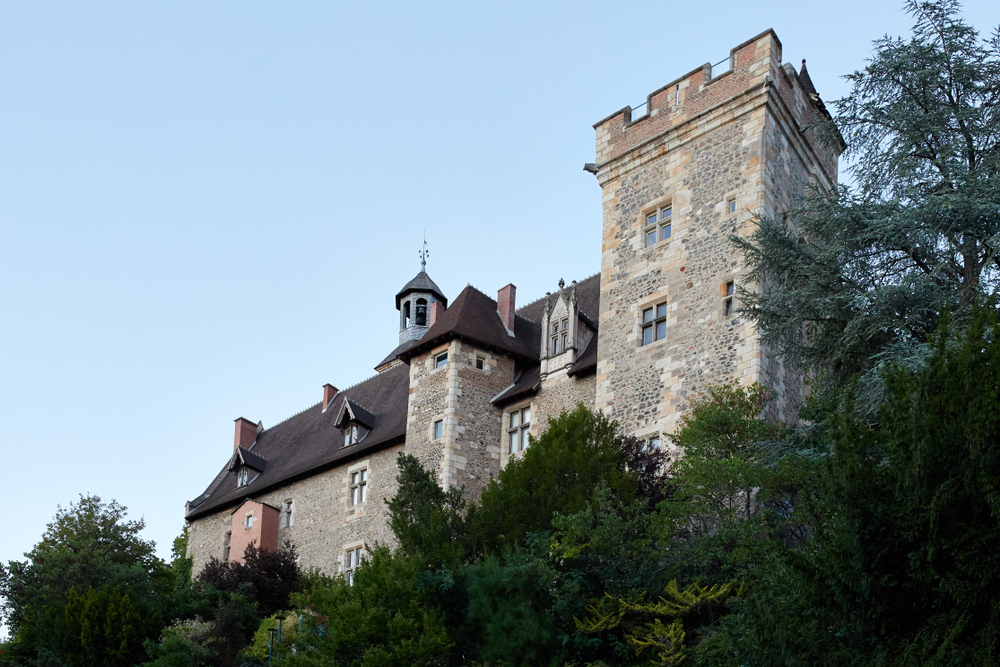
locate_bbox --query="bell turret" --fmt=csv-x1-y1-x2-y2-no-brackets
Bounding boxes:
395,242,447,345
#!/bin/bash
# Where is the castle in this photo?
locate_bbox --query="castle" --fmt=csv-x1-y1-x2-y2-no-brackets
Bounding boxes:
184,29,841,578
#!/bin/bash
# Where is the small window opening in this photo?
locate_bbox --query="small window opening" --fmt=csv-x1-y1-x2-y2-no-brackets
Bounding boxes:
508,407,531,454
641,302,668,346
434,420,443,440
728,198,736,214
644,206,672,247
282,500,293,527
349,469,368,506
675,85,680,105
403,301,411,328
345,547,363,585
435,352,448,368
476,356,485,370
244,513,254,530
415,299,427,326
723,281,735,316
223,531,232,561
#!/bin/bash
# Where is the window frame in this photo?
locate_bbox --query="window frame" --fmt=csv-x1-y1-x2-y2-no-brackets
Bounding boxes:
507,406,531,454
349,469,368,506
476,356,485,370
641,301,668,346
244,513,254,530
223,531,232,561
723,281,735,316
282,499,293,528
433,419,444,440
344,547,364,585
435,352,448,368
643,205,672,247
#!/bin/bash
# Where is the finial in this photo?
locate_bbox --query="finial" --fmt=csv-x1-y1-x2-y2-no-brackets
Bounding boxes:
418,234,429,272
558,278,565,290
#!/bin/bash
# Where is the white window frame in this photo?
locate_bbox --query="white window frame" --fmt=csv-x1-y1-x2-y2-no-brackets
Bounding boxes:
349,469,368,506
643,205,672,247
641,302,668,346
435,352,448,368
282,499,293,527
244,513,254,530
433,420,444,440
344,547,363,585
508,406,531,454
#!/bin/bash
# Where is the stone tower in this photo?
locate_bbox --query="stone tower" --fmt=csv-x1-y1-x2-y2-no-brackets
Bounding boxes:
590,30,841,445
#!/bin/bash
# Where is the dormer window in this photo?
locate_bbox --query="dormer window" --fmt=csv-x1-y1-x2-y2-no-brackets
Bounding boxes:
236,467,250,487
550,318,569,356
343,423,368,447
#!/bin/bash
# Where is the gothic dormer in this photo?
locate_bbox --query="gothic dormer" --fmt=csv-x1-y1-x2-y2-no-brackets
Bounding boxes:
539,279,595,379
395,244,448,345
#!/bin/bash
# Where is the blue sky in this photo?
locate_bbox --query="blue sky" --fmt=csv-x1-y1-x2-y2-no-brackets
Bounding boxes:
1,0,995,620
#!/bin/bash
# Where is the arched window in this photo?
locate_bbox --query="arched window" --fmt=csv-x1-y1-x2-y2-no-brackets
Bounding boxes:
415,299,427,326
403,301,411,328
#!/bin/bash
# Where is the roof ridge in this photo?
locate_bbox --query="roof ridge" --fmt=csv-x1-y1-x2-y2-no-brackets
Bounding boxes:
463,283,495,302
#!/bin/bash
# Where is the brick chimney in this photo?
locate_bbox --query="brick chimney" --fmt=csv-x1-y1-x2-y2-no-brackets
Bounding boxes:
234,417,258,451
497,284,516,336
429,301,446,327
322,384,339,412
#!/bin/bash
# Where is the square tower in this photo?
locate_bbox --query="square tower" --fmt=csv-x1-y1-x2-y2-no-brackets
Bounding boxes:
591,30,841,440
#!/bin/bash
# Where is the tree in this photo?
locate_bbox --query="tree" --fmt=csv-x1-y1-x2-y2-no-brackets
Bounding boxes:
197,540,301,618
466,404,664,555
0,495,169,666
730,311,1000,666
736,0,1000,409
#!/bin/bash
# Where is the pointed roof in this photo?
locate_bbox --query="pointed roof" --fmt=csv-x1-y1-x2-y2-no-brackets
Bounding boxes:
228,446,268,473
335,397,376,430
799,59,818,98
395,270,448,309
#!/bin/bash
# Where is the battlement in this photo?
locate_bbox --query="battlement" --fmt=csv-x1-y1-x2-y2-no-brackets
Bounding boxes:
593,29,835,177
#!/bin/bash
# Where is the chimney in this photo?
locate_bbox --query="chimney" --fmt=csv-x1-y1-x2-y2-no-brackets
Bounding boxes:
322,384,339,412
234,417,258,451
497,284,516,336
429,301,446,327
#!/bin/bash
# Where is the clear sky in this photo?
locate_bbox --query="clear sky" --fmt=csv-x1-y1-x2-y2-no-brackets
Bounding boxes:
1,0,995,624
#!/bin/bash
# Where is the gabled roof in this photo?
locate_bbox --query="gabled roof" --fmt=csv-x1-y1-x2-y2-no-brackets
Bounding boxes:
335,398,376,430
186,363,410,520
395,270,448,309
399,285,542,362
228,447,268,473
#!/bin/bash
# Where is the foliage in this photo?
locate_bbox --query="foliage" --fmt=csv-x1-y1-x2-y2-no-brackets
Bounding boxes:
576,580,740,667
143,590,260,667
197,539,302,618
735,0,1000,409
731,310,1000,665
0,495,170,666
387,453,469,570
661,384,787,584
245,612,298,660
466,404,662,555
283,547,452,667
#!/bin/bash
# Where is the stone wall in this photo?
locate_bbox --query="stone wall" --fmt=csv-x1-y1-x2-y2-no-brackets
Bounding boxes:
187,442,403,577
404,339,515,498
532,370,597,439
592,30,838,438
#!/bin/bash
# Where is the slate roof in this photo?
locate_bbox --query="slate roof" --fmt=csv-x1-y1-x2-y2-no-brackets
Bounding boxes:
568,334,598,376
336,398,376,429
395,270,448,309
186,363,410,520
491,365,541,406
375,339,419,370
229,447,268,473
399,285,542,362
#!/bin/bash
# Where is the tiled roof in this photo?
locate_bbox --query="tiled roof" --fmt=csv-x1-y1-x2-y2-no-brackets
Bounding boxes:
229,447,268,473
186,363,410,520
395,270,448,309
491,365,541,406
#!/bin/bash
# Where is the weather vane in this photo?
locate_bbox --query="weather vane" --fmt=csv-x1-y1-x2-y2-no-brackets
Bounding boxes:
419,235,429,271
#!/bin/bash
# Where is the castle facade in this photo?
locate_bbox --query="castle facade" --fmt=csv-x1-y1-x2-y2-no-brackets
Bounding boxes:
185,29,840,578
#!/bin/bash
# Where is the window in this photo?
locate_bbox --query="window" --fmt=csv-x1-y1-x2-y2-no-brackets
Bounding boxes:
643,206,672,247
550,318,568,356
343,424,367,447
403,301,411,328
508,406,531,454
476,356,485,370
434,420,443,440
282,500,293,528
415,299,427,326
344,547,363,585
236,468,250,488
641,302,668,346
350,469,368,506
723,282,735,316
641,436,661,453
244,513,254,530
435,352,448,368
223,531,232,561
728,198,737,214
